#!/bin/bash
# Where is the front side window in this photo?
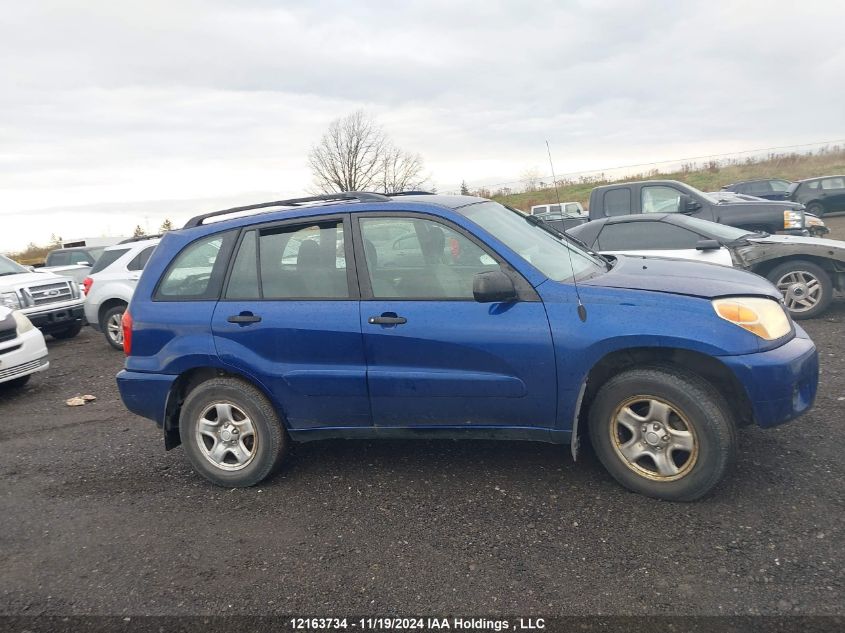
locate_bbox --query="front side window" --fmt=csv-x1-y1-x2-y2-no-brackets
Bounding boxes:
603,189,631,216
157,231,235,299
49,251,70,266
642,186,682,213
770,180,791,193
597,222,702,251
359,217,499,299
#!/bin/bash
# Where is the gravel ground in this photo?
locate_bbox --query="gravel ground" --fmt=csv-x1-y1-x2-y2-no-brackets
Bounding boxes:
1,296,843,618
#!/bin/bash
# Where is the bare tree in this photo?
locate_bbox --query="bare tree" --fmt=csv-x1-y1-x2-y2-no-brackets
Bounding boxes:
308,111,425,194
521,167,541,193
378,146,425,193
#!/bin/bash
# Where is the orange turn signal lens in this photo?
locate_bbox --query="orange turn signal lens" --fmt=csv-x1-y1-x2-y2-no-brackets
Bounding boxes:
712,297,791,341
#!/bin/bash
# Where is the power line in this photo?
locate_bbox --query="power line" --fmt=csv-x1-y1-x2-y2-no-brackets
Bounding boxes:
459,138,845,192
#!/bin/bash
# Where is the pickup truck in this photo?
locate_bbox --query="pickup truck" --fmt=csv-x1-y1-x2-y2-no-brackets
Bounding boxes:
587,180,809,235
0,253,85,339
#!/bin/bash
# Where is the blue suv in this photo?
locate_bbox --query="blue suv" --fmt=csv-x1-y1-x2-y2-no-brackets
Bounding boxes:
117,192,818,501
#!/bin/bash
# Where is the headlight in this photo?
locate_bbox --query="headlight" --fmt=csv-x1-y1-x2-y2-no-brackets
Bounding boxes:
11,310,34,334
783,210,803,229
806,215,826,228
712,297,791,340
0,291,21,309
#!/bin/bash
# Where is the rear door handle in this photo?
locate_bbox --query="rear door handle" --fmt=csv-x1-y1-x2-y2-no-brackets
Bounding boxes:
228,313,262,324
368,315,407,325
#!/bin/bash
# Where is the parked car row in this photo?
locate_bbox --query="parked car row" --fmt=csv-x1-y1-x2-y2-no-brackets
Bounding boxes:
723,175,845,216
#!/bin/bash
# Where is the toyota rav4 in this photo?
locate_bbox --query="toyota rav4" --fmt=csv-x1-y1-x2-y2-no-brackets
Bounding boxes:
116,192,818,501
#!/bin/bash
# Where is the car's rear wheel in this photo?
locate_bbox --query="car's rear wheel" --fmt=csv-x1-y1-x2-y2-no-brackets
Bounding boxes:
806,202,825,217
767,260,832,320
180,378,287,487
51,321,83,340
588,366,736,501
101,305,126,350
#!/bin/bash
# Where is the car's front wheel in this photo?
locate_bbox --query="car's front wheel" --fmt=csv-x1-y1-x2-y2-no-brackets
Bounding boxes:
767,259,833,320
805,202,825,217
588,366,736,501
180,378,287,487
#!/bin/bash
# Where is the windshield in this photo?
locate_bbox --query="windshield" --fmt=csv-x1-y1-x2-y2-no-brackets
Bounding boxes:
677,215,758,241
457,201,606,282
0,254,28,276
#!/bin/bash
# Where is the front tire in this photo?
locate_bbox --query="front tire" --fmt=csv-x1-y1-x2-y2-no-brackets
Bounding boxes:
179,378,287,487
806,202,825,217
766,259,832,320
588,366,736,502
100,305,126,350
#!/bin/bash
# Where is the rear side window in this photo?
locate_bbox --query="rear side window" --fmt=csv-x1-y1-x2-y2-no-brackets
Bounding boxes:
821,177,845,190
603,189,632,216
127,245,157,271
90,248,130,274
156,231,236,300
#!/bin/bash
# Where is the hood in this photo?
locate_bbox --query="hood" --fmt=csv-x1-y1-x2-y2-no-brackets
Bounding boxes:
0,270,67,287
715,199,803,211
734,234,845,267
582,255,781,300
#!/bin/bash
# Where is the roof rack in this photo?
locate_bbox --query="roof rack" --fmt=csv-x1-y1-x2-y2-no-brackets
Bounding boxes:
183,192,391,229
386,190,435,196
118,233,163,244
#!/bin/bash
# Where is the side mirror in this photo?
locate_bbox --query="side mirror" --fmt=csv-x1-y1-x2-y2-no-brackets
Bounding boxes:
695,239,721,251
473,271,517,303
678,194,702,213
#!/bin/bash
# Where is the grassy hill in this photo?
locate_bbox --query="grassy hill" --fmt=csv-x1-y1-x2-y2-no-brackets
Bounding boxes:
493,146,845,212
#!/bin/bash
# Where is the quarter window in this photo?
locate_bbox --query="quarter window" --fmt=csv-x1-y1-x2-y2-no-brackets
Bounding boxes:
359,217,500,299
157,231,236,299
127,246,156,271
642,186,682,213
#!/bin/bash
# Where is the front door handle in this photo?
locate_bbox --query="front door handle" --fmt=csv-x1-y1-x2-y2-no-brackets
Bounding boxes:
368,314,407,325
228,313,262,324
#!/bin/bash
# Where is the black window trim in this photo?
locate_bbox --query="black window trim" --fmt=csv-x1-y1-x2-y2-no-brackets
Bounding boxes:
219,213,360,302
350,210,539,302
596,219,713,251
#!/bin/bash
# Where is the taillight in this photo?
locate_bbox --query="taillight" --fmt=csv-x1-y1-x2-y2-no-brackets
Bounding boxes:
122,309,133,355
82,277,93,296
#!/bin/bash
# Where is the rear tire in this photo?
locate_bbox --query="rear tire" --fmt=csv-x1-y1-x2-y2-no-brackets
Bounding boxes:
588,365,736,502
100,305,126,350
180,378,287,487
766,259,832,320
51,321,83,340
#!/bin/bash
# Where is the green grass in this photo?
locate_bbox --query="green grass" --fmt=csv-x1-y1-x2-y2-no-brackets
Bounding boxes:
493,146,845,211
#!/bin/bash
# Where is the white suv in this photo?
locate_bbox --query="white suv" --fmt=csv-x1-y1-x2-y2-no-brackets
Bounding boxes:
0,254,85,340
83,237,160,349
0,306,49,389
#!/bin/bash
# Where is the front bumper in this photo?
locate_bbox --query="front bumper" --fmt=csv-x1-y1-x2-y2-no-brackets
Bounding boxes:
0,327,50,384
116,369,177,426
23,302,85,333
720,329,818,428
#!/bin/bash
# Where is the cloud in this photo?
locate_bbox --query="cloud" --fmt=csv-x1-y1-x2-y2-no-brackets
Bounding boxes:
2,0,844,251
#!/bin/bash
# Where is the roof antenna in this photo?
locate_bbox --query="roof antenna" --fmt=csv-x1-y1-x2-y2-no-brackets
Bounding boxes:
546,140,587,322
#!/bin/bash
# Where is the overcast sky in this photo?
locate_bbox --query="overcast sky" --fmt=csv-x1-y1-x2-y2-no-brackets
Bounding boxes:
2,0,844,252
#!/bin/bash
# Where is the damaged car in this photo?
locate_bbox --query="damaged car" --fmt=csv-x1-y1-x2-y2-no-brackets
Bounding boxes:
567,213,845,319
